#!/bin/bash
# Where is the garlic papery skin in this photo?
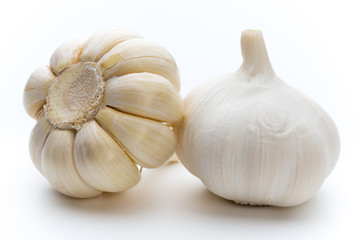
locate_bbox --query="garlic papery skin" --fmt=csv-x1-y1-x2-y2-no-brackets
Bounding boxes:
176,29,340,207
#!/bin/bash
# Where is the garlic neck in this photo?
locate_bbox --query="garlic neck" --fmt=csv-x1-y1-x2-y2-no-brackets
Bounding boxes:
239,29,275,79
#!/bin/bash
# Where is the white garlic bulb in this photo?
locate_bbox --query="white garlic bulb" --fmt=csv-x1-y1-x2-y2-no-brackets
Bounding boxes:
24,29,183,198
176,29,340,207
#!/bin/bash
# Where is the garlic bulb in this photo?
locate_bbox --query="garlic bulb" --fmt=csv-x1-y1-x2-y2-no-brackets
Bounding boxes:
24,29,184,198
176,29,340,207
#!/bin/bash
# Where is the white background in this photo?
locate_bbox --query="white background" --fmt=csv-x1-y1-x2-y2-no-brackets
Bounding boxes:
1,0,359,239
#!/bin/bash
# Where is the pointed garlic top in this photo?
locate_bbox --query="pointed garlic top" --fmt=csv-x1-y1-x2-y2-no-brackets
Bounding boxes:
239,29,276,78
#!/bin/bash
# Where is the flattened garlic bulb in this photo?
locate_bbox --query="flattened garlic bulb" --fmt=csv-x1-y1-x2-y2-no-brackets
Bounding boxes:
23,29,183,198
176,29,340,207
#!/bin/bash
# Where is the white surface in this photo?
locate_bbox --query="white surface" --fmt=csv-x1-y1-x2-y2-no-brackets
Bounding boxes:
0,0,359,239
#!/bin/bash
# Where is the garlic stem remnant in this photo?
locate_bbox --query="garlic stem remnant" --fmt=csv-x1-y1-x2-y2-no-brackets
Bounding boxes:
176,29,340,207
24,29,184,198
240,29,274,77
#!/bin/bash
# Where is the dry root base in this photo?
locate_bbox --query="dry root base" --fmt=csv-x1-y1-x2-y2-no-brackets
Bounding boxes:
45,62,104,130
233,200,270,207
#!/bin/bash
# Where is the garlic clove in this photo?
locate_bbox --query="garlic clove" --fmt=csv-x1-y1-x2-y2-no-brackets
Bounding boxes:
99,38,176,70
29,110,52,174
80,29,142,63
98,38,180,90
50,39,84,75
103,72,184,123
23,66,55,119
41,128,101,198
96,107,176,168
103,58,180,91
74,120,140,192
